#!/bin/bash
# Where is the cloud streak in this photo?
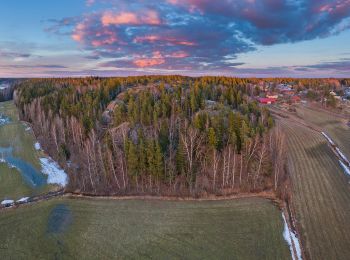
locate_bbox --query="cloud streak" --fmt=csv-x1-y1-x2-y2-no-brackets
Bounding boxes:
0,50,32,59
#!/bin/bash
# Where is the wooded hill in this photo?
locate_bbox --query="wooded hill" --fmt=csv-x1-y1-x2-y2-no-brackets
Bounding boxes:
14,76,288,197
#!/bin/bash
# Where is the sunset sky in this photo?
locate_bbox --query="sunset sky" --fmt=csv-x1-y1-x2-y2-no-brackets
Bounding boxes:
1,0,350,78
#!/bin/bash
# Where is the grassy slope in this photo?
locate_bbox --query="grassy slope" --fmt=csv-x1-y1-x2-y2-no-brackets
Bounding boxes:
0,197,290,260
280,115,350,260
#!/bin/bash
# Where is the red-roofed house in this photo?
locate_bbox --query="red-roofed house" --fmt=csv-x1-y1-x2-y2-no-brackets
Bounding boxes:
291,96,301,103
258,97,277,104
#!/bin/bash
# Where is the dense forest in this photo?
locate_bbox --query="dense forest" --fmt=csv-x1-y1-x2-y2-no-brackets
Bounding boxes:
14,76,290,197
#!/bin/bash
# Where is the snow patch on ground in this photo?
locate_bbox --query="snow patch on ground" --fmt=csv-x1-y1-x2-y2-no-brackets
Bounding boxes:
282,213,302,260
321,132,335,146
336,147,350,165
339,160,350,176
0,158,19,170
1,199,14,205
16,197,30,203
40,157,68,187
22,122,31,131
34,142,41,150
0,114,11,126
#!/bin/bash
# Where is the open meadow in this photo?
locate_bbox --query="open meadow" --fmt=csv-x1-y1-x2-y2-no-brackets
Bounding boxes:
0,197,291,260
0,101,53,201
278,106,350,260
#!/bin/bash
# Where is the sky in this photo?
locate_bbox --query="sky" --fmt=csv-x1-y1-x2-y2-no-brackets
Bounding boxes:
1,0,350,78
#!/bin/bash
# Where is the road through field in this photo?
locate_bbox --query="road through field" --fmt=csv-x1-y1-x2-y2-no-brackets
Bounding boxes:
279,114,350,260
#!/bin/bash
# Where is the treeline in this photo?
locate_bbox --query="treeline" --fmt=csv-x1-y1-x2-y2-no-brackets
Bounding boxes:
14,76,288,197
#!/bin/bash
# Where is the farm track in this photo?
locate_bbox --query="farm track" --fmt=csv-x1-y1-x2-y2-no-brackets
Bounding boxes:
1,189,280,211
0,189,64,211
277,112,350,260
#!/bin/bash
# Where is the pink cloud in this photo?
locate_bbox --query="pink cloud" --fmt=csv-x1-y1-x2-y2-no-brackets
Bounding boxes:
167,51,189,58
317,0,350,15
134,35,160,43
101,10,161,26
72,21,119,46
133,51,166,67
72,22,86,42
91,34,118,47
134,35,196,46
133,58,165,67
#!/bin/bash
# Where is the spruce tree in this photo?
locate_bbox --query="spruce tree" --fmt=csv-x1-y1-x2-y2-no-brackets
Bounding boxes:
127,140,139,181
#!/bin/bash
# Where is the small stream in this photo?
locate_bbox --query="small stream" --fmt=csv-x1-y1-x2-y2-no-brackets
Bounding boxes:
0,146,47,187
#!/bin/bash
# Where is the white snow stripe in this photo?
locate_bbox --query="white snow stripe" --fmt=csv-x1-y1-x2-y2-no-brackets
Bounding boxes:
339,160,350,176
282,213,302,260
321,132,335,146
335,147,350,165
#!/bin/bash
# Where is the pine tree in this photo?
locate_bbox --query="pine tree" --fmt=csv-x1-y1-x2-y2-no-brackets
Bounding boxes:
154,141,164,179
138,137,147,176
208,127,218,190
127,140,139,180
208,127,217,149
176,139,185,175
240,120,250,148
127,96,136,124
146,140,155,174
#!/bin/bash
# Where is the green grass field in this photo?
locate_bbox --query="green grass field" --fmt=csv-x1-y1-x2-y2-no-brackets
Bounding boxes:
0,197,291,259
0,101,52,201
279,109,350,260
0,164,33,200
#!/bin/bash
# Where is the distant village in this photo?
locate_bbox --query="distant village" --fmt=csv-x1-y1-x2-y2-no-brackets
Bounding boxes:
254,81,350,111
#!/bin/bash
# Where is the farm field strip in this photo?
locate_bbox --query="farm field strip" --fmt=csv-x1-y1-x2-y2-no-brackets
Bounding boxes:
0,197,291,260
274,105,350,177
279,117,350,260
295,105,350,161
320,132,350,176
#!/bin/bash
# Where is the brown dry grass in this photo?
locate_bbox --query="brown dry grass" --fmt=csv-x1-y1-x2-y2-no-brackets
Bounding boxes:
278,108,350,260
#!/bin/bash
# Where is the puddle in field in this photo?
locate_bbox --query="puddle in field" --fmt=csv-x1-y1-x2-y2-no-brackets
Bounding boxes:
0,146,47,187
47,204,73,234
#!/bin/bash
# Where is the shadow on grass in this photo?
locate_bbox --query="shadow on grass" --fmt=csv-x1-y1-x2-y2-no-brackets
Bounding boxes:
47,204,72,234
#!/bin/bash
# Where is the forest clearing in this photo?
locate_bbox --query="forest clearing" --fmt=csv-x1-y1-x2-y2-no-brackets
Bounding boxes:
0,197,291,259
276,105,350,260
